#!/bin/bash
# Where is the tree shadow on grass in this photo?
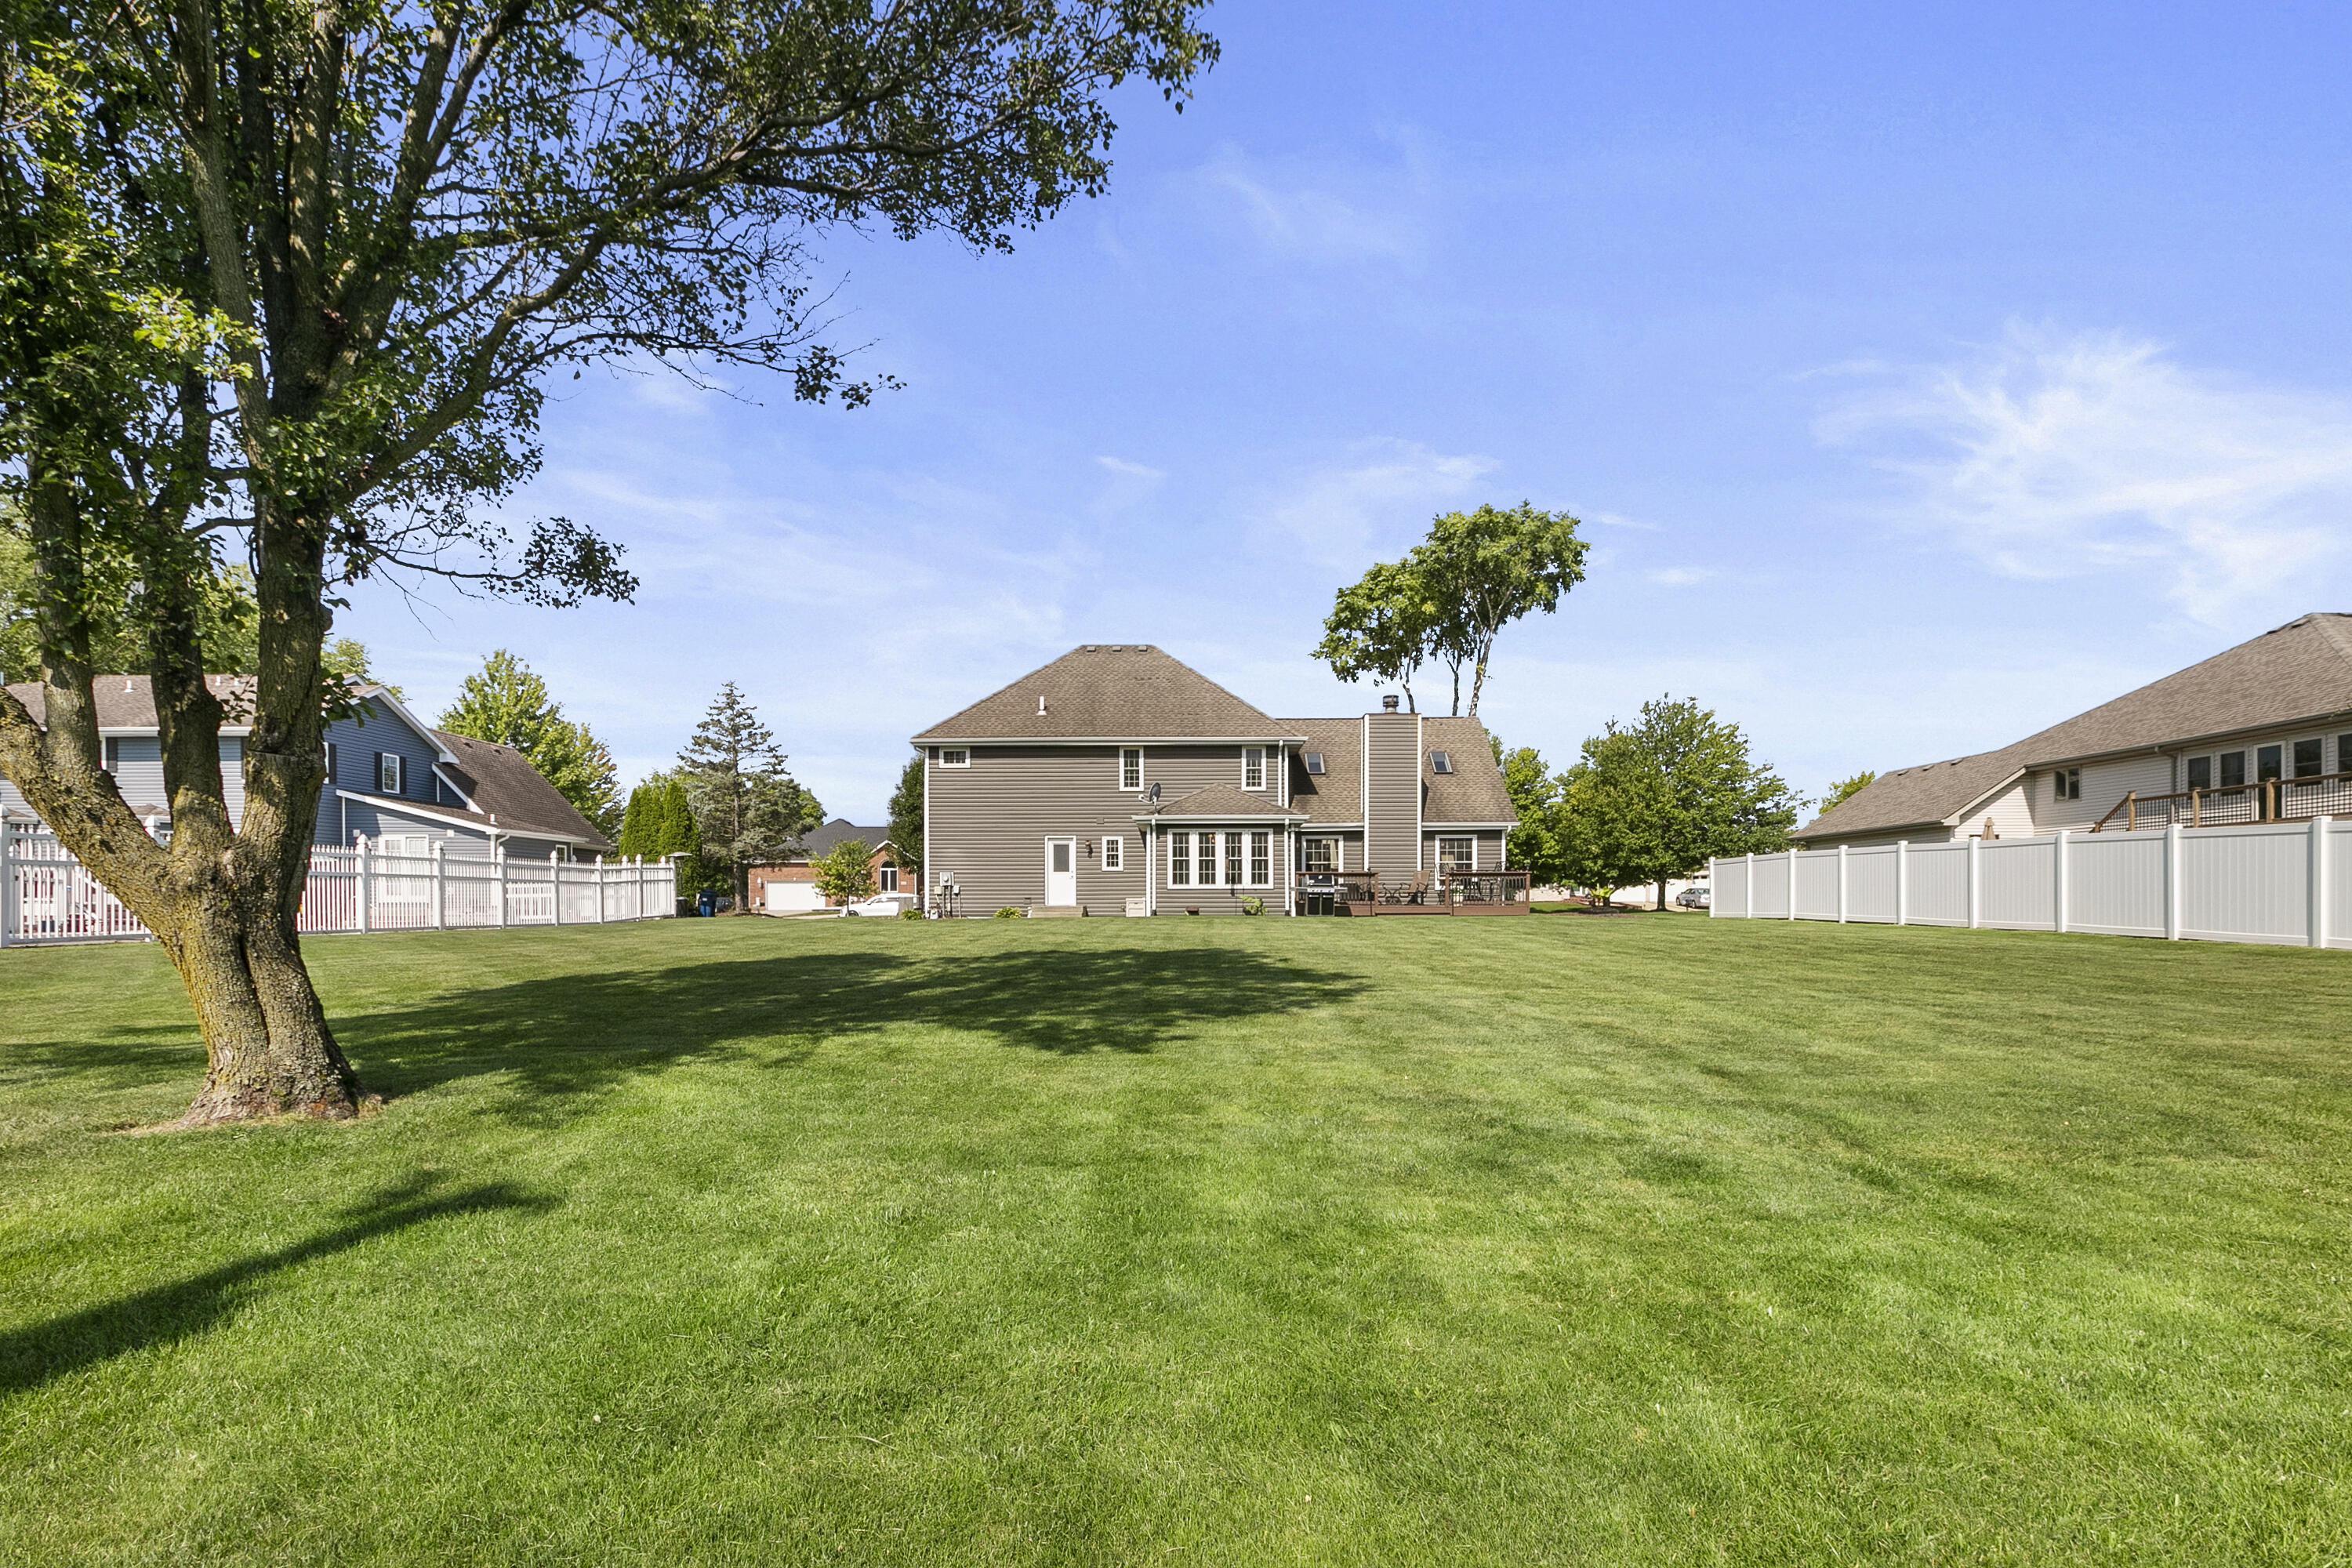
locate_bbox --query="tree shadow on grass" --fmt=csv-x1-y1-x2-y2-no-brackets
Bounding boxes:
0,1173,557,1398
344,945,1367,1122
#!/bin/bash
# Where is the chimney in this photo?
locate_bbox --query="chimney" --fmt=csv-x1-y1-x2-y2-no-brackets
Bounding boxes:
1381,695,1399,712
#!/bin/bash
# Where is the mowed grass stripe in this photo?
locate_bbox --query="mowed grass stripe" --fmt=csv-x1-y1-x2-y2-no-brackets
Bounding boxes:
0,914,2346,1564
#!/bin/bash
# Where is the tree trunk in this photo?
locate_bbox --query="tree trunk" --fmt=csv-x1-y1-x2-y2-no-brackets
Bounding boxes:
1657,878,1668,913
158,894,361,1123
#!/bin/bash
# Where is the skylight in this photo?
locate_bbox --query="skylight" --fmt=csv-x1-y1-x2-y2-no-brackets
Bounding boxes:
1304,751,1326,775
1430,750,1453,775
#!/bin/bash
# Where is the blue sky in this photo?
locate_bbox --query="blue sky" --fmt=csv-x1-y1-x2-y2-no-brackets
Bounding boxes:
343,2,2352,823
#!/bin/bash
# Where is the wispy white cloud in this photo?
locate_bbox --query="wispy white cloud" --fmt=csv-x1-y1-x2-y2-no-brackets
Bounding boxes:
1646,566,1714,587
1186,137,1436,268
1095,455,1165,481
1260,438,1496,564
1819,326,2352,622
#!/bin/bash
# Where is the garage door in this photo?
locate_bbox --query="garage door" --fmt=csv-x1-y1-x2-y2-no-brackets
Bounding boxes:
764,882,824,913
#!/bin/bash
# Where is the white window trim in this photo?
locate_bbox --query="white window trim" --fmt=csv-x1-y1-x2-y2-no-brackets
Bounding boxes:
379,751,405,795
1168,829,1192,887
1120,748,1144,792
1102,835,1123,872
1247,830,1272,887
939,747,971,768
1241,746,1266,791
1437,835,1476,875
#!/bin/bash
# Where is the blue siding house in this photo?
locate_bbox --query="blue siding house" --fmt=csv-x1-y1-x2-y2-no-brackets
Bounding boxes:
4,675,612,861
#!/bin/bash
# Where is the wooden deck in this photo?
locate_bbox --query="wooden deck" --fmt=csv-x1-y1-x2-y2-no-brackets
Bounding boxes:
1305,872,1531,916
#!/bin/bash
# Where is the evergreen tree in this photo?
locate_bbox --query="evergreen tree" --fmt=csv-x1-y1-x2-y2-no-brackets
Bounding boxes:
437,651,621,833
658,777,702,874
615,784,652,858
677,685,820,909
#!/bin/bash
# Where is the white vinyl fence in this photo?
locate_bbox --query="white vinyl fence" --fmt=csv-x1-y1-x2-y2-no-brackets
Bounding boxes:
1712,818,2352,951
2,823,678,947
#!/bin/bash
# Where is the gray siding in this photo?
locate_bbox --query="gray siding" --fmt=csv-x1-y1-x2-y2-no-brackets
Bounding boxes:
1422,828,1508,870
925,742,1290,914
1294,828,1364,874
1363,713,1422,872
1142,825,1286,916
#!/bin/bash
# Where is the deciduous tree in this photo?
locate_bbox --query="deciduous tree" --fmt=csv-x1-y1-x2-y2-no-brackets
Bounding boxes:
1415,503,1588,717
1557,696,1800,910
1314,560,1438,712
811,837,877,908
437,651,619,833
1490,735,1570,887
887,756,924,885
0,0,1214,1120
1818,771,1878,815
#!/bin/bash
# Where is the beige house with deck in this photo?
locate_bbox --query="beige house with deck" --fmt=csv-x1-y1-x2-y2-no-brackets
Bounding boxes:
1795,612,2352,850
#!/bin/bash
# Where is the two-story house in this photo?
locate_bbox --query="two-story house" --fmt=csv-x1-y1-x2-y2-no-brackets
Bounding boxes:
2,675,611,860
1794,612,2352,849
911,644,1519,915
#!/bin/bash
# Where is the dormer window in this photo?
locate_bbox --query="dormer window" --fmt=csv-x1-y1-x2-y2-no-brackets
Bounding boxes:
1303,751,1326,775
1429,750,1454,775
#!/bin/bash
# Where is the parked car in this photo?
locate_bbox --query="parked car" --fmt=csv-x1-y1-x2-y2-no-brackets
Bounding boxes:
1675,885,1711,908
840,894,916,918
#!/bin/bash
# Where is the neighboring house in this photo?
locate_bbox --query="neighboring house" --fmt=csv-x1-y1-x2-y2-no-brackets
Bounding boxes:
749,818,910,913
911,644,1518,915
2,674,612,861
1795,612,2352,850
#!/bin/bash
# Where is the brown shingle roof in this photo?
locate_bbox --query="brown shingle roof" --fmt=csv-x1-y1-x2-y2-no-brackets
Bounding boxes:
913,645,1299,742
1284,718,1363,823
1795,612,2352,840
431,730,612,850
1134,782,1304,820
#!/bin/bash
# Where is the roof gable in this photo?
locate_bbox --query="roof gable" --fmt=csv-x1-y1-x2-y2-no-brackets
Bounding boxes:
913,645,1294,742
428,729,611,850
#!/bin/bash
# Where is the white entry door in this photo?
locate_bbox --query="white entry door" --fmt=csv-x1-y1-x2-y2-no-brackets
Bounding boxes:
1045,837,1077,906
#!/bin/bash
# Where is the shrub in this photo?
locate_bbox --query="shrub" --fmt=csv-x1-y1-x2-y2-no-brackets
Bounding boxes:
1239,896,1266,916
898,907,924,920
993,906,1025,920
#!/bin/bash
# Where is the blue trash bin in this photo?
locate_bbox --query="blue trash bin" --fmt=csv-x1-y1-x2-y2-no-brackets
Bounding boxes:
696,890,716,916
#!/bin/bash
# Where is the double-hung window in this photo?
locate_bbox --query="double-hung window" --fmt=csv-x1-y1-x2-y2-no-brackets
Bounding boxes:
2187,755,2212,791
1120,748,1143,791
1242,748,1266,791
1102,836,1123,872
2221,750,2247,788
2258,745,2283,783
2052,768,2080,801
2293,738,2324,778
1168,832,1191,886
1248,832,1270,886
2341,734,2352,774
880,866,898,893
1301,837,1336,876
1223,832,1243,887
1438,837,1475,875
378,751,405,796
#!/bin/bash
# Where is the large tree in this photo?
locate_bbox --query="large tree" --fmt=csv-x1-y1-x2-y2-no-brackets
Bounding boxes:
1315,503,1586,716
810,837,877,908
1557,696,1801,910
1490,735,1570,888
436,650,620,834
0,0,1214,1121
677,684,818,912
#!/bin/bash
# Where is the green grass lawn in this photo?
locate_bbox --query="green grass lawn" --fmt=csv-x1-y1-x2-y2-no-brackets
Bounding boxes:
2,915,2348,1566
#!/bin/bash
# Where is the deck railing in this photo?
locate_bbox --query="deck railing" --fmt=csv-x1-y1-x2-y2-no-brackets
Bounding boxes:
2092,769,2352,832
1315,870,1530,912
2,823,678,946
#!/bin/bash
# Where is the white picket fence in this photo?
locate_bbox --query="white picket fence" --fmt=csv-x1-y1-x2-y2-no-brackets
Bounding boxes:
2,823,678,946
1711,818,2352,950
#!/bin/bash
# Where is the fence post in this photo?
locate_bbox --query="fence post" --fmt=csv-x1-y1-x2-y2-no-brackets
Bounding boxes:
596,854,608,924
0,823,13,948
356,835,372,934
1744,852,1755,918
2053,829,2069,935
1836,844,1848,923
1786,850,1797,921
1895,840,1908,926
2164,822,2182,941
494,844,508,927
431,841,446,930
2311,816,2330,949
550,851,563,926
1966,834,1981,929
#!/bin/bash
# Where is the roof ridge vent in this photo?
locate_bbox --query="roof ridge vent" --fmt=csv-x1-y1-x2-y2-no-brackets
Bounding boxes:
1036,695,1047,717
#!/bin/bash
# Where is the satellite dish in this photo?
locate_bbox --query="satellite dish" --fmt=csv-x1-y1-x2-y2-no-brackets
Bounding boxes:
1146,782,1161,804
